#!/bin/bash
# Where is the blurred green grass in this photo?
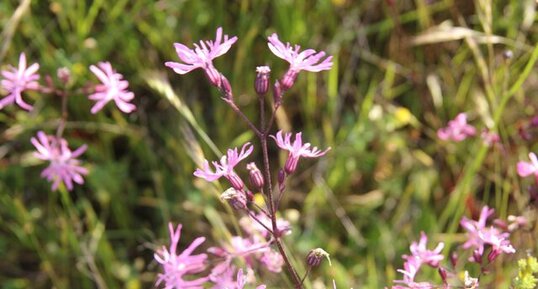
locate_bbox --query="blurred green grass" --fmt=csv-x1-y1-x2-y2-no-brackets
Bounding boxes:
1,0,538,288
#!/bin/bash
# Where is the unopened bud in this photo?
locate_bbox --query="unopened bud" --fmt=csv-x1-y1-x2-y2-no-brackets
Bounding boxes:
306,248,331,268
246,162,264,190
255,66,271,95
273,81,282,107
472,250,482,264
503,50,513,60
57,67,71,84
220,74,232,99
450,252,458,268
280,69,298,91
278,169,286,192
438,267,448,285
220,187,247,210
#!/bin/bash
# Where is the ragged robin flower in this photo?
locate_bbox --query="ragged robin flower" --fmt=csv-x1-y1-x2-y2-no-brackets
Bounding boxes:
88,61,136,114
0,52,40,111
165,27,237,88
31,131,88,191
267,33,333,90
271,130,330,174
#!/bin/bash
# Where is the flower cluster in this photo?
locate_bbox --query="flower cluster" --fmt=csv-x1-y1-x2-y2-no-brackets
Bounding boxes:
1,51,137,191
162,27,334,288
154,222,268,289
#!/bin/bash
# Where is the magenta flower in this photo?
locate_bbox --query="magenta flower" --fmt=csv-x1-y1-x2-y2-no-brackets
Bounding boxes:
437,113,476,142
271,130,330,174
267,33,333,90
407,232,444,267
460,206,515,261
194,143,253,190
0,52,40,111
31,131,88,191
165,27,237,87
88,62,135,114
154,223,208,289
517,152,538,181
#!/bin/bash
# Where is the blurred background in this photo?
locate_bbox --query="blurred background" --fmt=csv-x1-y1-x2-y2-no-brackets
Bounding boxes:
1,0,538,288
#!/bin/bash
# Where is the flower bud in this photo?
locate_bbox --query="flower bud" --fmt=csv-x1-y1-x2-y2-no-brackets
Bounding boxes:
246,162,264,190
450,252,458,268
472,250,482,264
220,74,233,100
306,248,331,268
57,67,71,84
272,81,282,107
220,187,247,210
280,69,298,91
278,169,286,192
438,267,448,285
255,66,271,95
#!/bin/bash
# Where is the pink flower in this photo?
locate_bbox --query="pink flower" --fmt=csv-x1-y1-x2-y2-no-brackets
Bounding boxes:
481,129,500,146
194,143,253,190
88,62,135,114
154,223,208,289
0,52,40,111
460,206,515,261
31,131,88,191
165,27,237,87
260,249,284,273
460,206,494,255
271,130,330,174
437,113,476,142
517,152,538,181
267,33,333,90
407,232,444,267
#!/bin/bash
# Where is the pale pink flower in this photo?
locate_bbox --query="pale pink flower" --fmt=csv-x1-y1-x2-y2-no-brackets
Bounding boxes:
165,27,237,87
260,249,284,273
154,223,208,289
88,62,135,114
517,152,538,181
437,113,476,142
31,131,88,191
194,143,253,190
235,269,266,289
267,33,333,90
407,232,444,267
0,52,40,110
271,130,330,174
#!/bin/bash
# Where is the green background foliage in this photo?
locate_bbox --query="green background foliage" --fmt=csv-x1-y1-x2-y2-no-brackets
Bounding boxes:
1,0,537,288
